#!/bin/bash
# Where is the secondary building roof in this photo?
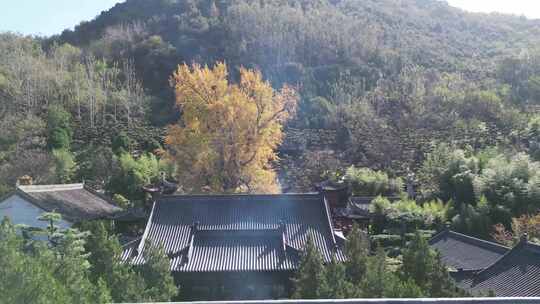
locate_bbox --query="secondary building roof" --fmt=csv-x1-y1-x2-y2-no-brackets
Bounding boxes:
462,237,540,297
430,230,540,297
11,183,122,223
346,196,401,218
123,193,346,273
429,230,509,271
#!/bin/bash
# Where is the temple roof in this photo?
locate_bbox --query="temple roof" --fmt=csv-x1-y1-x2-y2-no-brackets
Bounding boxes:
123,193,345,272
464,239,540,297
430,230,540,297
177,229,301,272
333,196,401,219
429,230,509,271
8,183,122,223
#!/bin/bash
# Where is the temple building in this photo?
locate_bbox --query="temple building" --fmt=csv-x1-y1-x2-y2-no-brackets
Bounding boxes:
430,229,540,297
122,193,346,300
315,179,401,233
0,183,122,229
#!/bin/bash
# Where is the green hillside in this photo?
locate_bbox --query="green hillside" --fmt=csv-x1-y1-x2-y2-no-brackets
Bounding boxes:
1,0,540,193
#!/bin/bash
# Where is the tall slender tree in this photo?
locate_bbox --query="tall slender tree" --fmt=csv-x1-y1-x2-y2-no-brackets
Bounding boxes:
400,232,464,297
139,241,178,301
345,224,369,285
292,237,329,299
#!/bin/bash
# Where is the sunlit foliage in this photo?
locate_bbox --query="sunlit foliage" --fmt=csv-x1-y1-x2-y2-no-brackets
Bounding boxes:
166,62,298,193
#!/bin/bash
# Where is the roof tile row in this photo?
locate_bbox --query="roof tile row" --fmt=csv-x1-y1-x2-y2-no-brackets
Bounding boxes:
430,230,540,297
124,194,345,273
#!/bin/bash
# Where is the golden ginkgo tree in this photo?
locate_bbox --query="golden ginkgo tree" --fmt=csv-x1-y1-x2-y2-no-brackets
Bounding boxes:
166,62,298,193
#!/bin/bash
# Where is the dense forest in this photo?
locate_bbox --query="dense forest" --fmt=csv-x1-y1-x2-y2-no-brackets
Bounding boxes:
2,0,540,301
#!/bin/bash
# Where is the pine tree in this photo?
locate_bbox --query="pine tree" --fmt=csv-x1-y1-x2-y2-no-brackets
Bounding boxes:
111,263,147,303
292,237,329,299
401,231,433,290
139,241,178,302
112,131,131,155
345,223,369,285
0,218,69,303
52,148,77,183
36,211,63,241
0,217,112,303
385,277,425,298
325,256,356,298
400,232,464,297
53,228,96,303
46,105,73,151
361,246,387,297
46,105,77,183
94,278,113,304
81,221,146,303
429,251,466,297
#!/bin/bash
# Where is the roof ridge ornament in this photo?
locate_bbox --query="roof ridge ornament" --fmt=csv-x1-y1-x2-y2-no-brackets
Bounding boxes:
444,222,451,231
521,233,529,244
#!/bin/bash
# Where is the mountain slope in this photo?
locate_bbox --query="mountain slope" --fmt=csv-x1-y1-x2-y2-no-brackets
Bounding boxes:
44,0,540,190
57,0,540,75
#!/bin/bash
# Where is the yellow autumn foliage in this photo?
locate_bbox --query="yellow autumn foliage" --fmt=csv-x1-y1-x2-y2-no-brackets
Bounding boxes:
166,62,298,193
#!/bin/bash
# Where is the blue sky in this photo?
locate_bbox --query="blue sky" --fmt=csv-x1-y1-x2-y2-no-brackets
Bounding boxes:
0,0,538,37
447,0,540,19
0,0,124,36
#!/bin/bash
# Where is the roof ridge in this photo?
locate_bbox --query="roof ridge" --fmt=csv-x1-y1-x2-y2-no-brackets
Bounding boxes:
196,229,283,238
156,193,325,206
137,201,157,254
523,241,540,253
350,195,402,200
322,196,338,247
197,227,280,232
11,184,121,223
448,231,510,251
158,193,321,199
430,230,510,252
18,183,84,192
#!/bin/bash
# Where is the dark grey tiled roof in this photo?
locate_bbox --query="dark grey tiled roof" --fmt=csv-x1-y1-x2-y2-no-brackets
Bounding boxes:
349,196,401,206
431,231,540,297
429,230,509,271
180,229,300,272
121,237,140,260
342,196,401,219
349,197,372,214
314,180,348,192
124,193,345,272
465,240,540,297
15,184,122,222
